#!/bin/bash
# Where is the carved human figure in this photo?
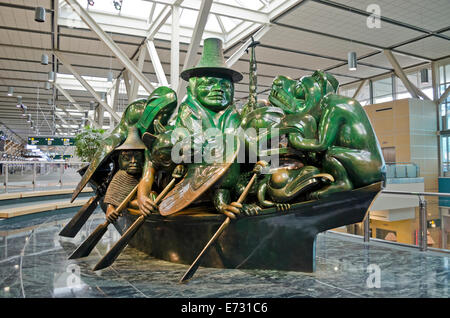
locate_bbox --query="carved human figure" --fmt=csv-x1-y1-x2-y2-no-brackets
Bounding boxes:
103,126,154,222
158,37,259,218
71,87,177,203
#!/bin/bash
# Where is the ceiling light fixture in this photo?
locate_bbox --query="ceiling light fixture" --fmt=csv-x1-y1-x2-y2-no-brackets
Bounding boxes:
113,0,123,11
48,71,55,82
420,68,429,84
107,71,113,82
16,96,22,107
348,52,357,71
7,87,14,96
41,54,49,65
45,82,51,90
34,7,46,23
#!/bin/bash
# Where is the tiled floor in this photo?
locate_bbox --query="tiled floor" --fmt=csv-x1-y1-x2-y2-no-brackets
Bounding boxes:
0,207,448,298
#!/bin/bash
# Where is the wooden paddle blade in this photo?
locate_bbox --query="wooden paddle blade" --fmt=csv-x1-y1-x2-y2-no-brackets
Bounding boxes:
179,217,231,283
68,221,109,259
59,194,100,238
93,216,145,271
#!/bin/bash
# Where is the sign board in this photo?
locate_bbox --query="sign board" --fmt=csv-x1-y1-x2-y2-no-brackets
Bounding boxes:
49,154,73,160
28,136,75,146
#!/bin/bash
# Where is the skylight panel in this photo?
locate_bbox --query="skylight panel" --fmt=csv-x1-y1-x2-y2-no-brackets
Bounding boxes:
218,16,241,32
150,3,168,23
119,1,155,19
216,0,266,11
179,8,199,28
76,0,156,20
205,13,223,33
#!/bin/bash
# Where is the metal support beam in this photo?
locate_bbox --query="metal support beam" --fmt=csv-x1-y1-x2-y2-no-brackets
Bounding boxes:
64,0,155,94
182,0,213,71
145,5,172,41
437,85,450,106
53,82,99,128
363,212,370,242
431,61,442,177
226,24,272,67
123,71,132,99
129,47,147,103
55,112,69,126
110,78,121,129
97,104,104,127
147,0,269,24
419,196,428,251
54,50,121,122
171,4,180,92
177,0,213,98
384,49,431,101
352,79,367,99
146,40,169,86
56,104,79,126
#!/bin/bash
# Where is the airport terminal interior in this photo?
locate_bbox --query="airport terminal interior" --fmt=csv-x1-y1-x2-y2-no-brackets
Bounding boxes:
0,0,449,298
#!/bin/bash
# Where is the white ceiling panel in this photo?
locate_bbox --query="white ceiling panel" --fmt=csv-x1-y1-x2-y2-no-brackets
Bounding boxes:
248,46,339,70
358,51,424,70
395,37,450,60
329,64,386,79
264,24,377,61
329,0,450,32
1,0,52,8
277,1,423,48
0,29,52,48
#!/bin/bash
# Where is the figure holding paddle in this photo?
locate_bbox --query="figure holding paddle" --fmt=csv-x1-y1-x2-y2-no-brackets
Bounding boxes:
103,126,149,223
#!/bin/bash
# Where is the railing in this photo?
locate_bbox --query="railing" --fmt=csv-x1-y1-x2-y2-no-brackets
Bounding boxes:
363,190,450,252
0,161,88,192
385,162,420,178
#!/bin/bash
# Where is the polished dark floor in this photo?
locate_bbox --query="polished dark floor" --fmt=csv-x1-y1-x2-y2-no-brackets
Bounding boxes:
0,207,449,298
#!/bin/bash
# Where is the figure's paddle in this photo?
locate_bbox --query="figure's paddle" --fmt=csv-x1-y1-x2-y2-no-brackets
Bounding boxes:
93,175,180,271
59,193,101,238
68,183,140,259
179,161,267,283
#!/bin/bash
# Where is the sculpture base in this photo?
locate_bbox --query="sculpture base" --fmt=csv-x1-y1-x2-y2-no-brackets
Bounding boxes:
112,182,382,272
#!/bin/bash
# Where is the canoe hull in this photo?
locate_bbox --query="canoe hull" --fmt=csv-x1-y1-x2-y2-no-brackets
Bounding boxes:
113,182,382,272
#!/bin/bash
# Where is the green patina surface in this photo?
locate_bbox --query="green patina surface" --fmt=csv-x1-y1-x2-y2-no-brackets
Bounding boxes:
75,38,385,217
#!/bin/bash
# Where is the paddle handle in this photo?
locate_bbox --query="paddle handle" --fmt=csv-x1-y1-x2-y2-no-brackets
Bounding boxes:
179,217,231,282
179,171,259,283
154,178,177,205
92,176,180,271
237,173,257,204
115,183,140,215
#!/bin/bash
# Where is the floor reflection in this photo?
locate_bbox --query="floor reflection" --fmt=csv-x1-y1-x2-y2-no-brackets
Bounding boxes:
0,207,448,298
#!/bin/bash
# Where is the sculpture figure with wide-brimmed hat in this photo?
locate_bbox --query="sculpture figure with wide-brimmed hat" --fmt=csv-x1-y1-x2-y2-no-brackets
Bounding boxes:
103,126,149,222
151,37,261,219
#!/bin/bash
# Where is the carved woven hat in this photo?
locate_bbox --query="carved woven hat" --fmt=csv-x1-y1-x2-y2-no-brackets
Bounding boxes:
116,126,146,151
180,38,243,83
